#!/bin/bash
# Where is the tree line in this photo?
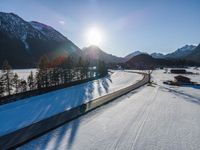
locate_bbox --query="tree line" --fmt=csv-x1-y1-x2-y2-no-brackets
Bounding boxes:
0,56,108,98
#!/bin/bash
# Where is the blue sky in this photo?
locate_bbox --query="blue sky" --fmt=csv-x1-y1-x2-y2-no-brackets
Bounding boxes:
0,0,200,56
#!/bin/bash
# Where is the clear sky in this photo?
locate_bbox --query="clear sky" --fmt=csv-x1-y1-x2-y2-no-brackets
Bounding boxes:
0,0,200,56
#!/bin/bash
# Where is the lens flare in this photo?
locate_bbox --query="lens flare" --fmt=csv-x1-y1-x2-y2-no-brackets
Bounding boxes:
86,27,102,46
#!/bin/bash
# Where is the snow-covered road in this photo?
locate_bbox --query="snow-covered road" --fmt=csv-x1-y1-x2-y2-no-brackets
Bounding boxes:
0,71,142,136
18,69,200,150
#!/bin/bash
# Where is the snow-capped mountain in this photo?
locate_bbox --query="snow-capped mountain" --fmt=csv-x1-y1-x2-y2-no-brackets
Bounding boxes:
124,51,144,61
185,44,200,63
0,13,43,40
124,44,198,63
30,21,66,42
151,53,165,59
0,12,82,68
165,44,196,59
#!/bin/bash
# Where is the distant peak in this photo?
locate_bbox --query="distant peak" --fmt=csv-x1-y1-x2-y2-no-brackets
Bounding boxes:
83,45,102,51
0,12,20,18
177,44,196,52
88,45,101,49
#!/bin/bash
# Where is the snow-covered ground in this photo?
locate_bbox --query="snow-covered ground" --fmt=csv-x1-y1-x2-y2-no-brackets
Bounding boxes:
13,69,37,80
18,69,200,150
0,71,142,136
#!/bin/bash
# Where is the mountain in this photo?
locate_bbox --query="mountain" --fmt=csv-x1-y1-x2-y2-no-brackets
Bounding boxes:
185,44,200,63
125,53,198,69
125,54,172,69
151,52,165,59
124,51,144,61
165,45,196,59
0,12,82,68
82,46,124,64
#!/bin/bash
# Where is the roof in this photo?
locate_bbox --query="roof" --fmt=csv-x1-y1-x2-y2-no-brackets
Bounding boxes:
174,75,190,82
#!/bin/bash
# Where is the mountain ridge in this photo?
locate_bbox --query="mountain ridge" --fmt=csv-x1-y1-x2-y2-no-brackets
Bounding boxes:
82,45,124,64
0,12,82,68
0,12,199,68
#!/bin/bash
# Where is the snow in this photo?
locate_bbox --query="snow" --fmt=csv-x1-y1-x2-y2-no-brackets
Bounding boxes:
30,21,66,42
0,71,142,136
17,69,200,150
13,69,37,81
21,33,29,50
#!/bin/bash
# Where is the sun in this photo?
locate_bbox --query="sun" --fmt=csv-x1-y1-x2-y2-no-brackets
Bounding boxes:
86,27,102,46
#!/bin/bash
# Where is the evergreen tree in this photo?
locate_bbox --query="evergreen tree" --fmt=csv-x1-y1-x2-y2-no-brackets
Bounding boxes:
50,68,60,86
27,71,34,90
36,56,49,88
12,73,20,94
0,75,5,97
77,57,88,80
84,59,90,78
35,72,42,89
77,57,82,79
1,60,14,95
97,60,107,76
19,79,27,92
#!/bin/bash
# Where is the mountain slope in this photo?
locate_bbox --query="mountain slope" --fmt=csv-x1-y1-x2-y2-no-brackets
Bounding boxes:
124,51,144,61
0,12,82,68
83,46,124,64
185,44,200,63
165,45,196,59
125,53,198,69
151,52,165,59
125,54,173,69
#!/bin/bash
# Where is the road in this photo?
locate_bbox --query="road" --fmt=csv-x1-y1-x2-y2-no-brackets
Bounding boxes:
18,70,200,150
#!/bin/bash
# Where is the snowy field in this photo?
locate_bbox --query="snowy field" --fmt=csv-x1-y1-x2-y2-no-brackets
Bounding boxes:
0,71,142,136
18,69,200,150
13,69,37,80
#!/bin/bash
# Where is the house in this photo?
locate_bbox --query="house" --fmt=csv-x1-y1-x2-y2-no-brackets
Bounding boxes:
174,75,191,83
170,69,186,74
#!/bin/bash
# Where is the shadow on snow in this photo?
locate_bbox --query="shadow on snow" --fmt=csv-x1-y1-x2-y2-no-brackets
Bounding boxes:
19,75,112,150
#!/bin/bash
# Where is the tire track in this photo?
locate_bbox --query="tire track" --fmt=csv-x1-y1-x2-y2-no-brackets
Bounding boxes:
109,86,159,150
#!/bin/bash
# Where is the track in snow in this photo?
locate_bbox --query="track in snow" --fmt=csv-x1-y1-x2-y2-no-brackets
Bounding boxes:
17,70,200,150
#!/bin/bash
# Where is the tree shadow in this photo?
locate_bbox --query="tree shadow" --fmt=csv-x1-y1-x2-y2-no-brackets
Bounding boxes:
96,75,112,96
97,80,103,96
14,75,114,150
101,78,110,93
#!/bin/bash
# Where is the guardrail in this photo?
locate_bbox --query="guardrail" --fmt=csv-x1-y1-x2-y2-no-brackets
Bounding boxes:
0,72,150,150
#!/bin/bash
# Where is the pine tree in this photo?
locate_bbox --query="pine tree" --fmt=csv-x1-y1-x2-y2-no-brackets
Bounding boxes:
27,71,34,90
66,56,74,82
77,57,85,80
84,59,90,78
53,68,60,85
1,60,14,95
37,56,49,88
12,73,20,94
97,60,107,77
0,75,5,97
19,79,27,92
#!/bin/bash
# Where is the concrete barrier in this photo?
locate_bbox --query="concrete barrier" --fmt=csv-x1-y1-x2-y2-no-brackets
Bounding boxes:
0,72,150,150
